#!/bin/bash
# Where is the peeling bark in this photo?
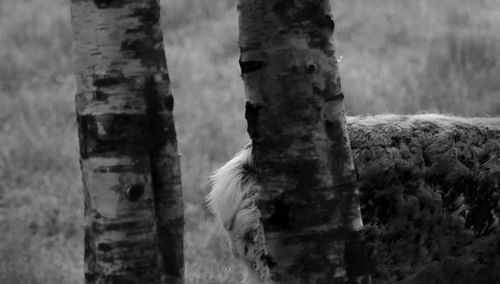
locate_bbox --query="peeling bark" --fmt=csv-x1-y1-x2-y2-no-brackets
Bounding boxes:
70,1,183,283
238,0,370,283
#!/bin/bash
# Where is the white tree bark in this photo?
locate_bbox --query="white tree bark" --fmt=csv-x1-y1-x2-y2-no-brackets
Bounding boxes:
237,0,370,282
70,1,183,283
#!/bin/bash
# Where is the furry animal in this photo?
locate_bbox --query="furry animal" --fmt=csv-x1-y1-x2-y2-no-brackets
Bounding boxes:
207,114,500,283
207,143,265,283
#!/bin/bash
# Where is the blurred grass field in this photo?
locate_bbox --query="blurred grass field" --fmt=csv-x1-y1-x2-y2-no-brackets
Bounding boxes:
0,0,499,283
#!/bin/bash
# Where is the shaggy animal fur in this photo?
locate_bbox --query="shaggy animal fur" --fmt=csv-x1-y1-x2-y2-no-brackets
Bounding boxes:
207,143,265,283
208,114,500,283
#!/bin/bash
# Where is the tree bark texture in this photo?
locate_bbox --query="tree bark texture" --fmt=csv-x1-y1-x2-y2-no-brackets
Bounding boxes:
70,1,183,283
238,1,369,283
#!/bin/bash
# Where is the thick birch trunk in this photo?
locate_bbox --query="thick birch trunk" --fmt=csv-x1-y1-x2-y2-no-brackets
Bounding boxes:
238,0,370,282
70,1,183,283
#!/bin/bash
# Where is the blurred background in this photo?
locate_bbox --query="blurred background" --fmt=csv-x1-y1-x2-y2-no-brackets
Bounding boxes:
0,0,499,283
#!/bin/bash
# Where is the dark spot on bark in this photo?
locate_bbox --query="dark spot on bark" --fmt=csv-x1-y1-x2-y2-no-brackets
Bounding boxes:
245,102,264,140
325,92,344,102
94,0,113,9
93,76,128,88
325,119,351,174
279,1,323,25
127,184,144,202
312,15,335,33
94,90,108,101
270,0,336,56
94,164,148,174
268,200,291,227
121,3,165,69
77,114,151,159
121,39,166,69
84,228,95,276
345,230,373,281
142,76,178,150
335,75,342,93
93,219,155,234
313,75,339,98
313,86,324,96
156,223,183,279
495,232,500,255
261,254,278,269
143,76,161,112
130,4,160,28
299,2,323,18
164,95,174,112
306,64,316,74
307,32,334,55
297,160,321,188
270,159,321,192
239,60,265,74
272,1,287,14
84,273,96,282
97,243,112,252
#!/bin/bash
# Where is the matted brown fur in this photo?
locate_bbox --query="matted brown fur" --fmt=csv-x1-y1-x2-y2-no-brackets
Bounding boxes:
209,115,500,283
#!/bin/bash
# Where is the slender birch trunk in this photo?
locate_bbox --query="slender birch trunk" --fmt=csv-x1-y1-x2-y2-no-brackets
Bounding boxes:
70,1,183,283
238,0,371,283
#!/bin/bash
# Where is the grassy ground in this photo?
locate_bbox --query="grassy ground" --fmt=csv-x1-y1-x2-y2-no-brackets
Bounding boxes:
0,0,499,283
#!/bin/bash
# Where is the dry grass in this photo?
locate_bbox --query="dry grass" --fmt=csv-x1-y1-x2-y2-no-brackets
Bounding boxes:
0,0,499,282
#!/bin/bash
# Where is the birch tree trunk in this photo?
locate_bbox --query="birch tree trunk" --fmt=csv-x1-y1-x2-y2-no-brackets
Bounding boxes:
70,1,183,283
238,0,370,282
